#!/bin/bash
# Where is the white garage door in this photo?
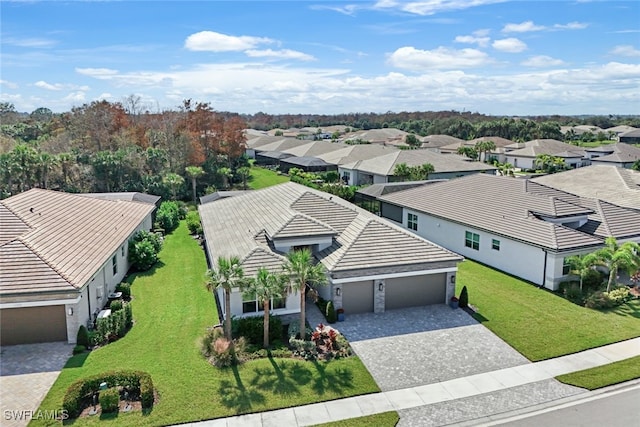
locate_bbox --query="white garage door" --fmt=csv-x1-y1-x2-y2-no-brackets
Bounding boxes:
385,273,446,310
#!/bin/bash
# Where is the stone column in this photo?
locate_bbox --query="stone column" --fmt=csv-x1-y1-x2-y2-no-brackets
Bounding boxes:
374,279,385,313
445,271,457,303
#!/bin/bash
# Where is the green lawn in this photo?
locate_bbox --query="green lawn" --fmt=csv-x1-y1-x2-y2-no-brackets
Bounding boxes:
556,356,640,390
312,411,399,427
248,166,289,189
34,223,378,426
456,260,640,361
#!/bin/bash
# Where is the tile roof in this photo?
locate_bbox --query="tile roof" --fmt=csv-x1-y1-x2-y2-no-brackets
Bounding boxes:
282,141,349,157
0,189,154,297
420,135,464,148
532,165,640,210
505,139,587,158
316,144,399,165
340,150,497,176
81,192,161,205
198,182,461,276
589,143,640,163
379,174,609,251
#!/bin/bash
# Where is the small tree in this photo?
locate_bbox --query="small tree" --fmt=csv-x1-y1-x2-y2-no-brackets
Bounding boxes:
162,172,185,200
185,165,205,204
405,134,421,147
76,325,90,348
243,268,287,348
205,256,245,339
584,237,640,292
457,146,479,161
459,286,469,308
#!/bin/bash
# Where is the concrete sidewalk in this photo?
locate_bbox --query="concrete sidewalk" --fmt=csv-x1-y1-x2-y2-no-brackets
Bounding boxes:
180,337,640,427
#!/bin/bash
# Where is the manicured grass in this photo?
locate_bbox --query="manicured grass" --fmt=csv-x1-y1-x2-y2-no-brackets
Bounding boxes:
34,223,378,426
312,411,400,427
248,166,289,189
456,260,640,361
556,356,640,390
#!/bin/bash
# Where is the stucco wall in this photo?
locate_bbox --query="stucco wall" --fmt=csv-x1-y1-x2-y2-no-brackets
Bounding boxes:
223,287,301,319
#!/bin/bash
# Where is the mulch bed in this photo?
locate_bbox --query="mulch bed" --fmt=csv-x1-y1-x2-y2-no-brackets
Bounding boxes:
78,400,142,418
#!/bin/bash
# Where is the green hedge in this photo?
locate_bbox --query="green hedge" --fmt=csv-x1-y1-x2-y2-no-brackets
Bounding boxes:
62,370,154,418
99,387,119,413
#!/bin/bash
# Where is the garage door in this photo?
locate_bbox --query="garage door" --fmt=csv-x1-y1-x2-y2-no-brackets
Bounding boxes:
342,281,374,314
385,273,446,310
0,305,67,345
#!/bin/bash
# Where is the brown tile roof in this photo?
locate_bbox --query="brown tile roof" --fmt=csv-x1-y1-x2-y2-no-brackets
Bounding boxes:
0,189,154,297
379,174,607,251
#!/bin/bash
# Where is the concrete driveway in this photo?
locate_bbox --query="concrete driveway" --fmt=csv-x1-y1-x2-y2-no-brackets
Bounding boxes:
329,305,530,391
0,342,72,427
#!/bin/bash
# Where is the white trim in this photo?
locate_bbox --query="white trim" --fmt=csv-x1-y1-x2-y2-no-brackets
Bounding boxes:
1,296,82,309
330,267,457,284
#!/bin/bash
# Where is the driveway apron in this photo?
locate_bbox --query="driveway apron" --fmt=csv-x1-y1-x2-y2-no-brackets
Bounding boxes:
0,342,72,427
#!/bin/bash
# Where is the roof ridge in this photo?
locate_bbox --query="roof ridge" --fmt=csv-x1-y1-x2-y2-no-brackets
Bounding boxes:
270,212,337,237
330,217,370,268
591,199,614,237
0,199,35,228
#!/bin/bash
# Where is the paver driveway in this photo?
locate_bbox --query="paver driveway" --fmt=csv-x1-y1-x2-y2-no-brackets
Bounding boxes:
323,305,530,391
0,342,72,427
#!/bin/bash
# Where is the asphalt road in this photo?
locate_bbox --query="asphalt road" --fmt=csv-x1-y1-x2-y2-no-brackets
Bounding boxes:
496,385,639,427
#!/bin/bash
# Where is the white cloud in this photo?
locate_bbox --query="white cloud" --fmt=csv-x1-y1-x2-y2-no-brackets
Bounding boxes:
62,91,86,103
388,46,490,70
454,30,491,47
35,80,90,91
3,37,58,48
502,21,545,33
492,38,527,53
0,80,19,90
245,49,316,61
374,0,506,16
521,55,565,67
184,31,273,52
76,68,120,78
35,81,61,91
554,22,588,30
610,45,640,57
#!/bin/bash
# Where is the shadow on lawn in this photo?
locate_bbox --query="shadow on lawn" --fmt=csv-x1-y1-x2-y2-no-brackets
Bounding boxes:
218,365,265,414
249,357,311,395
64,351,90,369
310,361,354,396
126,261,167,282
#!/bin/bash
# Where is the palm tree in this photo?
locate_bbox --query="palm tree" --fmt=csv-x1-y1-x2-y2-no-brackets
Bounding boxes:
58,152,74,186
163,172,185,200
283,248,327,340
393,163,411,181
244,268,287,348
185,165,205,203
39,152,58,189
474,140,496,163
218,167,233,189
418,163,435,180
585,237,640,292
236,166,251,190
565,254,594,291
205,256,245,339
457,146,478,161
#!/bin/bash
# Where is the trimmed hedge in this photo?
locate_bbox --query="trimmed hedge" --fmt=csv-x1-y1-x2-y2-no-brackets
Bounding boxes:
62,370,154,418
99,387,119,413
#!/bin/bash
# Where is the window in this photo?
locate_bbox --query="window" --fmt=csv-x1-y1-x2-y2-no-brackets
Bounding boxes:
562,258,571,275
407,213,418,231
112,255,118,276
492,239,500,251
465,231,480,250
342,171,350,184
121,245,125,257
244,293,287,313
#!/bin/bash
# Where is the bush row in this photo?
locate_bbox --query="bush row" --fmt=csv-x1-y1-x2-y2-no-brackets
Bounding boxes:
95,303,133,345
231,315,282,346
62,370,154,418
128,230,163,271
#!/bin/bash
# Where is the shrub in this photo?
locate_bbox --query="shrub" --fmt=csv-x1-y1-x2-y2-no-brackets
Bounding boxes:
607,287,630,305
563,284,584,305
116,282,131,299
109,300,123,312
583,269,605,290
128,239,158,271
325,300,337,323
76,325,90,348
232,315,282,346
94,304,133,345
288,336,318,360
287,322,312,340
123,303,133,329
186,211,203,235
63,370,154,418
210,338,237,367
459,286,469,308
73,345,86,355
155,201,181,232
200,327,224,357
585,291,614,309
99,387,119,413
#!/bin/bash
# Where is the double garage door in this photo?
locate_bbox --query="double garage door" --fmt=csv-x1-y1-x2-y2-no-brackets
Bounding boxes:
0,305,68,346
341,273,446,314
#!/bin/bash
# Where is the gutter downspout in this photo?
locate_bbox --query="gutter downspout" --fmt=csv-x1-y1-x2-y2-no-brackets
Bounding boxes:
542,249,548,288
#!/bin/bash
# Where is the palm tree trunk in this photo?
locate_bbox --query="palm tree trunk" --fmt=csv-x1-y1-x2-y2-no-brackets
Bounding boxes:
607,269,616,293
225,290,232,339
263,299,270,348
191,178,197,203
299,286,306,340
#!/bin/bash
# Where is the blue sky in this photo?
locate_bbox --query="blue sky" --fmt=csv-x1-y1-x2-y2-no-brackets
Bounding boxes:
1,1,639,115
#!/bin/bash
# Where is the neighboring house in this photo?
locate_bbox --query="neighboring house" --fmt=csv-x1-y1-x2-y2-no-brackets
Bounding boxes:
532,165,640,211
420,135,464,151
198,182,462,319
255,150,294,167
246,136,301,159
339,150,496,186
200,191,248,205
504,139,588,169
343,128,409,145
376,174,640,290
607,125,636,140
439,136,515,162
619,129,640,144
587,143,640,168
316,144,399,166
279,156,338,174
0,189,155,345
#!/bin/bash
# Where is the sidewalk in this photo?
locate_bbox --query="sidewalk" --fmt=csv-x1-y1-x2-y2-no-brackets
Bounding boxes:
179,337,640,427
